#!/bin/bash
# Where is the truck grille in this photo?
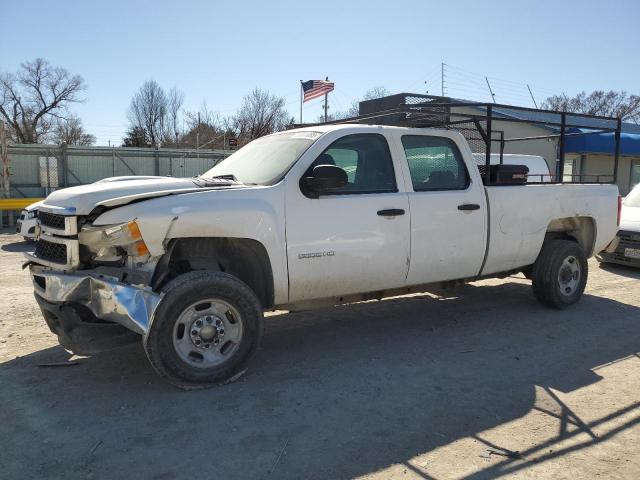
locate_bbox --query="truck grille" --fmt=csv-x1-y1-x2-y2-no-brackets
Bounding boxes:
34,239,68,264
605,230,640,265
618,230,640,249
38,211,66,230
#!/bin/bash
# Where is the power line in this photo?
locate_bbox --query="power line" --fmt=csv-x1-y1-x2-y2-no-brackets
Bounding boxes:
446,63,558,93
439,62,564,108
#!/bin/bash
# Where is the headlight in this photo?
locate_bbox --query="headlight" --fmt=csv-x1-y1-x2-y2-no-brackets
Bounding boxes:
79,220,150,257
26,210,38,220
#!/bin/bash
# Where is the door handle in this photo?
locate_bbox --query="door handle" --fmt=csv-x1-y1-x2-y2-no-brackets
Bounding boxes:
377,208,405,217
458,203,480,211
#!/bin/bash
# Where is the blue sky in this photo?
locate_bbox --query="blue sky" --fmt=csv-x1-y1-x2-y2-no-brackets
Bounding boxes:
3,0,639,145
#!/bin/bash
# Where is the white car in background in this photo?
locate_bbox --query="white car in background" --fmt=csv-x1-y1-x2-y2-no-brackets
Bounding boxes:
473,153,552,182
16,201,42,241
599,183,640,267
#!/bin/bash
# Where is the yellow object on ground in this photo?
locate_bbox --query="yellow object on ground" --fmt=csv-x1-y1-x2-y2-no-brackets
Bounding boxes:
0,198,43,211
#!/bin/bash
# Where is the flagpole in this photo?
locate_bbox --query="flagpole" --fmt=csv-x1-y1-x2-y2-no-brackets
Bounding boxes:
324,76,329,123
299,80,303,124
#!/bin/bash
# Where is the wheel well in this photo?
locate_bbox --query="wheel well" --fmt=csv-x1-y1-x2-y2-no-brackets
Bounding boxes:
545,216,596,256
152,238,275,309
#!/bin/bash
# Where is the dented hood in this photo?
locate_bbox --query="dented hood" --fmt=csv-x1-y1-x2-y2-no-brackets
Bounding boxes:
38,176,238,215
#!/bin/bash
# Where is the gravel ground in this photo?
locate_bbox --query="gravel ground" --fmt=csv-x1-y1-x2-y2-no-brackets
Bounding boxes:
1,229,639,480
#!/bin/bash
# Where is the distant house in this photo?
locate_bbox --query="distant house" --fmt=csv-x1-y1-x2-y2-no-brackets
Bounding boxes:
564,122,640,196
358,94,640,195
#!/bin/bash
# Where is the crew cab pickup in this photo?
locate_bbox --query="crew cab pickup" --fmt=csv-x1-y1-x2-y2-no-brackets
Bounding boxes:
25,124,620,388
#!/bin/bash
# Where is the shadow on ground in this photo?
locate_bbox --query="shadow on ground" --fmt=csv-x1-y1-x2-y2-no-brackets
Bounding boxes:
0,239,33,253
598,260,640,280
1,281,639,479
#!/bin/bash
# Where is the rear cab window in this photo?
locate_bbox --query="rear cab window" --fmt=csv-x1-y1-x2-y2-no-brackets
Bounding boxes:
401,135,470,191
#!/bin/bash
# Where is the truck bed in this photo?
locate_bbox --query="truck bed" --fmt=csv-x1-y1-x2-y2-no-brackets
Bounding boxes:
481,183,619,275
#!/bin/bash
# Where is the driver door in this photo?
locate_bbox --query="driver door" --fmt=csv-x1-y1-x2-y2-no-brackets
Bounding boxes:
285,132,410,303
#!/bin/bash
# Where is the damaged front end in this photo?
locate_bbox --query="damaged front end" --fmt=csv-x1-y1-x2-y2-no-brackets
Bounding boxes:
31,267,162,354
26,207,164,354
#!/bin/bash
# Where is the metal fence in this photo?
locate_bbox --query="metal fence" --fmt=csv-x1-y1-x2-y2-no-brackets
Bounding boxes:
3,143,233,199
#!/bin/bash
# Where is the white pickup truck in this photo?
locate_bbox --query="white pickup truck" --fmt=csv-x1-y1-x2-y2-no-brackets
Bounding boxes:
26,124,619,388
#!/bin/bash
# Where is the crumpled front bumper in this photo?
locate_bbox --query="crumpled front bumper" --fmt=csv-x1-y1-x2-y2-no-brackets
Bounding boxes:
31,267,162,336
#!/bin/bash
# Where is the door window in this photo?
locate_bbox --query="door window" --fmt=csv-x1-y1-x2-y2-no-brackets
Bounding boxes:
401,135,470,191
305,134,397,194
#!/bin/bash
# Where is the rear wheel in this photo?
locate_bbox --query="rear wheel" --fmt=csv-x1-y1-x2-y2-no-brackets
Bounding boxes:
531,239,588,309
144,271,264,389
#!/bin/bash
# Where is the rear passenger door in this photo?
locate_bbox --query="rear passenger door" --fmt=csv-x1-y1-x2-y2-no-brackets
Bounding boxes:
398,134,487,284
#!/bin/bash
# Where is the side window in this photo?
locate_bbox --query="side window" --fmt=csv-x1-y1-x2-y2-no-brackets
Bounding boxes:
328,148,358,183
305,134,397,194
401,135,470,191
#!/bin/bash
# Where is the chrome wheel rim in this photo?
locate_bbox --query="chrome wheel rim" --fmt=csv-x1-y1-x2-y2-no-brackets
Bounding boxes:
172,299,243,368
558,255,581,296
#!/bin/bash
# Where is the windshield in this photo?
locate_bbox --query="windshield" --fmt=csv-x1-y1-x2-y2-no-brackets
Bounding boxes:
202,131,322,185
624,184,640,207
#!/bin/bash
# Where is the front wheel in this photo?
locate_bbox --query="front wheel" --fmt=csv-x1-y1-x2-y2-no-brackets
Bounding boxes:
531,239,588,309
144,271,264,389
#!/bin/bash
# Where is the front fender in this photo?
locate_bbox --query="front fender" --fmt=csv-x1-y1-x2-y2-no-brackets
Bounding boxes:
92,185,289,304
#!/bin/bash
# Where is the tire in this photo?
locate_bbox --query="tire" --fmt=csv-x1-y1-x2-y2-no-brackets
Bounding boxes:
144,271,264,389
531,239,588,309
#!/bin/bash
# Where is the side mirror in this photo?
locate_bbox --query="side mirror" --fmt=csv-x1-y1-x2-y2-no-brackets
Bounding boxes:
301,164,348,197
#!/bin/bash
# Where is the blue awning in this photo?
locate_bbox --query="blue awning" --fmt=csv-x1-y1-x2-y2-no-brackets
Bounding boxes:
565,129,640,156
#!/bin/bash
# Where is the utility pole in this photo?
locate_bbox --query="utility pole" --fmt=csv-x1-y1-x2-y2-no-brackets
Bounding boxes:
196,112,201,159
196,112,200,150
0,120,9,198
0,120,11,226
323,76,329,123
485,77,496,103
527,84,539,109
441,62,445,97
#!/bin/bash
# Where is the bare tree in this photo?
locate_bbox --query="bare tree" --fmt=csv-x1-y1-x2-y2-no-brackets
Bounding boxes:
542,90,640,123
181,102,225,149
184,101,220,132
52,116,95,146
167,86,184,144
128,80,168,146
0,58,86,143
329,86,392,120
232,88,289,140
362,86,390,101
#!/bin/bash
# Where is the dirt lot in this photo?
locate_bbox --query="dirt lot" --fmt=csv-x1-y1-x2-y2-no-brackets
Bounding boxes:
1,229,639,480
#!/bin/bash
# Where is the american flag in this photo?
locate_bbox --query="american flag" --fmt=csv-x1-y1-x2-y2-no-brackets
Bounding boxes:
302,79,335,102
